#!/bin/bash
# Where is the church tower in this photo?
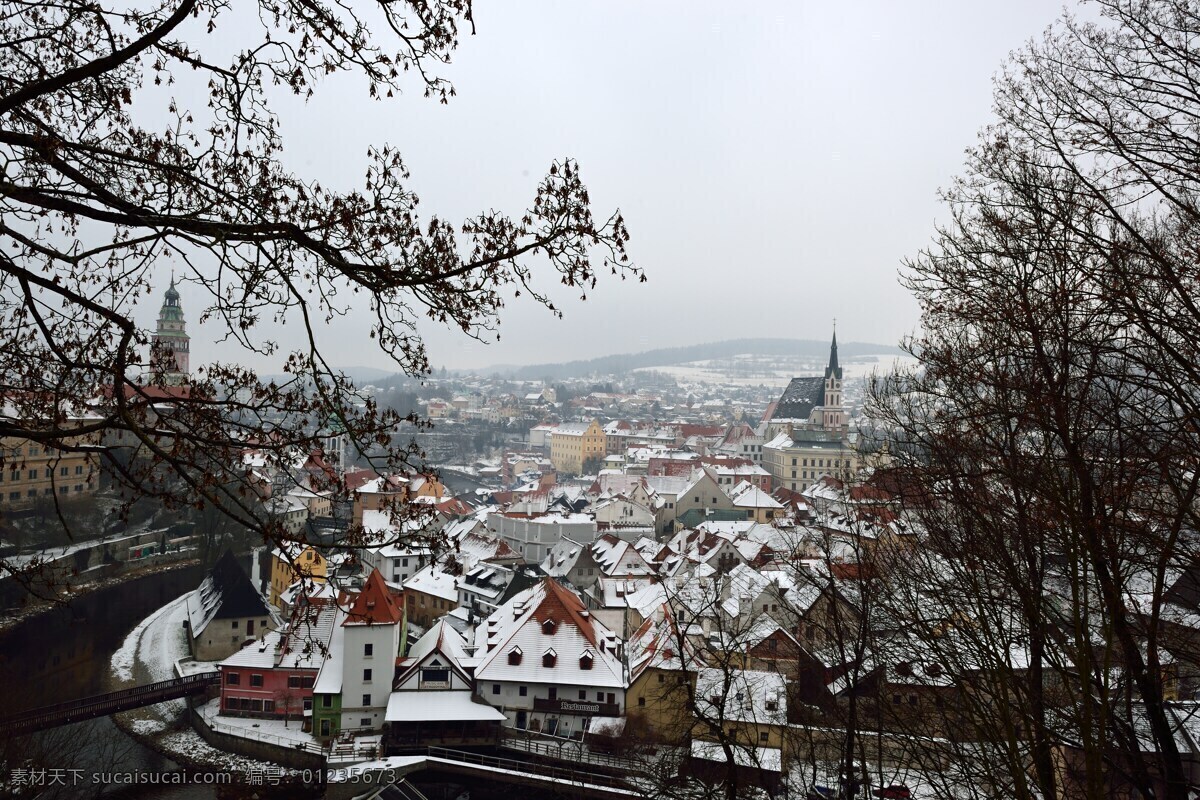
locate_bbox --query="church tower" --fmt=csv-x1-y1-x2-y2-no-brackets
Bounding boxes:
151,278,190,385
821,327,846,430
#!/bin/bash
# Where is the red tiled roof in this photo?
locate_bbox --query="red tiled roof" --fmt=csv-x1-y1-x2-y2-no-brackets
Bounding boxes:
531,578,598,648
344,569,403,625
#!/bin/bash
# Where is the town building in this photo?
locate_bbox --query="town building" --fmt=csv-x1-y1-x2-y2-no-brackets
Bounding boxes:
0,427,99,510
339,569,405,732
185,549,277,662
548,420,606,474
384,619,506,751
472,578,628,737
217,603,337,724
268,543,328,608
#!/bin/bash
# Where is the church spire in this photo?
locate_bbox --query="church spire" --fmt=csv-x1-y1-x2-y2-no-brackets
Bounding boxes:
825,323,841,380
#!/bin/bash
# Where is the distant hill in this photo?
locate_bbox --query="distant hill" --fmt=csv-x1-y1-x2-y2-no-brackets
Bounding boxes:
498,338,906,381
260,365,399,385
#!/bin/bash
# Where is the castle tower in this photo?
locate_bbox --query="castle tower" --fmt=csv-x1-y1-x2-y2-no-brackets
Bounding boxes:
151,278,190,385
821,327,847,430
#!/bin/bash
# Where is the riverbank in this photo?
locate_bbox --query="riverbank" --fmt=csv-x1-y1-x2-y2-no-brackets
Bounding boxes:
106,589,320,795
0,557,200,636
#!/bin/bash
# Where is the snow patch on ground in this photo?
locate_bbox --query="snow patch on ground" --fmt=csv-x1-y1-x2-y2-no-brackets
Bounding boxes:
129,718,167,735
198,698,321,750
111,597,177,682
158,728,293,774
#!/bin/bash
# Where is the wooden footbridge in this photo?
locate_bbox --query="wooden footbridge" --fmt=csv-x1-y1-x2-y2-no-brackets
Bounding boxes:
0,672,219,736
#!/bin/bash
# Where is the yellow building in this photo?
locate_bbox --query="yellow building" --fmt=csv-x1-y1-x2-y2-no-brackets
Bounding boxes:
625,611,698,744
549,420,606,474
268,543,328,607
0,435,99,509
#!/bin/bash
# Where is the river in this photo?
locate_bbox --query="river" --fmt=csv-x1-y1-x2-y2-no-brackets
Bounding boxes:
0,564,225,800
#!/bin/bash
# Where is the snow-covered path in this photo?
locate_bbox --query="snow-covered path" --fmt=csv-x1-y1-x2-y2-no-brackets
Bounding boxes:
109,591,193,730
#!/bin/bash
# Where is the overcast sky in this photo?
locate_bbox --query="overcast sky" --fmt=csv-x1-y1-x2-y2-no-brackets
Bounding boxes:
167,1,1072,373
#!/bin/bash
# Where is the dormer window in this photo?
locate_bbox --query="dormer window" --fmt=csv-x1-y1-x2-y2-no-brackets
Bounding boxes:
543,648,557,668
542,619,557,635
508,646,523,666
580,652,594,670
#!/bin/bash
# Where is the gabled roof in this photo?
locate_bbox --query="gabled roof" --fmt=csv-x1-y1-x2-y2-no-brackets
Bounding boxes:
395,619,473,687
771,376,824,421
187,549,272,636
473,578,625,688
344,569,403,626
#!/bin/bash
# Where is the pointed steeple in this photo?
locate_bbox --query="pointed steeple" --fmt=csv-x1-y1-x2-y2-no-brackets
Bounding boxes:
825,324,842,381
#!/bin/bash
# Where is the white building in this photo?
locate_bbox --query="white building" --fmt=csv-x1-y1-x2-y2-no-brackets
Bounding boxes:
339,569,404,731
473,578,628,737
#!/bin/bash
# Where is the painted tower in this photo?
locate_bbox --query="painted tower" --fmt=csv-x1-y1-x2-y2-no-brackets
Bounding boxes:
821,328,847,430
152,278,190,384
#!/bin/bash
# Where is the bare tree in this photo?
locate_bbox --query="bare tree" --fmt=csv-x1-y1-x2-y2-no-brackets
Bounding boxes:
0,1,641,587
865,3,1200,797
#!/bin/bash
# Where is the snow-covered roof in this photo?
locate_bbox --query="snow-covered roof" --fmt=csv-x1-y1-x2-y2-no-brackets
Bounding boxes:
385,691,507,722
696,667,787,727
473,579,626,688
312,610,346,694
221,605,340,671
728,482,784,510
404,565,459,603
186,550,273,637
690,740,783,773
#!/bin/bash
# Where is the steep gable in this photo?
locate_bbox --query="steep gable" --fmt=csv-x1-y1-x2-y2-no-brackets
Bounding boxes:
344,568,403,625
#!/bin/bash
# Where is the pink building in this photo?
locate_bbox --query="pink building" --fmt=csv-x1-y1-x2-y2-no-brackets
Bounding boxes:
218,604,338,722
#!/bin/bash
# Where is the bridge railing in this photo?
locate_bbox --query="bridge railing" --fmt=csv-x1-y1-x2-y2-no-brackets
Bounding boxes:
426,746,632,791
1,672,219,733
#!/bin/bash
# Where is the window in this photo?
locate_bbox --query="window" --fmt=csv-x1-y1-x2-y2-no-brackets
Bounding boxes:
75,465,83,475
250,674,263,687
302,676,314,688
542,619,557,635
322,695,332,708
288,676,301,689
27,470,36,479
363,668,372,682
638,696,646,707
548,686,557,701
232,620,239,629
263,700,276,713
658,674,665,684
766,700,778,711
421,668,449,684
362,694,371,706
59,467,68,476
579,653,593,670
364,643,373,657
43,467,51,478
908,694,918,706
519,686,527,697
759,731,769,743
508,647,523,666
578,690,587,700
361,717,372,726
543,649,557,668
492,684,501,695
226,672,240,685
